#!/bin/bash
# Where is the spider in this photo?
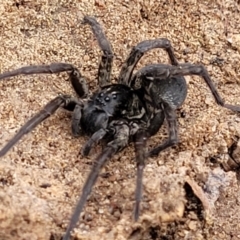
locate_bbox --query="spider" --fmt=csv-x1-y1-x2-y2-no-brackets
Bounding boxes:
0,16,239,240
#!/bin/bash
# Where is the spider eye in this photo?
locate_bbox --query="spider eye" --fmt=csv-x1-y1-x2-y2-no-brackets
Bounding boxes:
73,70,78,76
105,97,110,101
100,93,104,97
112,94,117,99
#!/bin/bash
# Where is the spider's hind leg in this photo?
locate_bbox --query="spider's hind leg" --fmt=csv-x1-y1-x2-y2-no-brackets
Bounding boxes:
170,63,240,113
148,101,178,157
83,16,114,87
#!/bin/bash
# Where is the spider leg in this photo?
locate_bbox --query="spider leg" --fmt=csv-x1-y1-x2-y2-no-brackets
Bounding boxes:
63,121,130,240
133,130,148,220
81,128,107,156
0,63,88,98
118,38,179,85
71,103,83,137
0,95,79,157
172,63,240,112
83,16,114,87
69,67,88,98
134,63,240,112
134,109,166,208
148,102,178,157
147,109,165,136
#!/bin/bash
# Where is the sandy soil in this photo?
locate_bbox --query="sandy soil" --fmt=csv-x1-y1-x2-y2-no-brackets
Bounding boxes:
0,0,240,239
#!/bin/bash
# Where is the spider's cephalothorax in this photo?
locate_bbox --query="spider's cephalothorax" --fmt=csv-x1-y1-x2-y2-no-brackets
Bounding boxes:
0,16,239,240
79,84,145,136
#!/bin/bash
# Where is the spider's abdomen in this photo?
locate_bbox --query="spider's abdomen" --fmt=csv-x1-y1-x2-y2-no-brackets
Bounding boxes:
133,64,187,110
151,75,187,109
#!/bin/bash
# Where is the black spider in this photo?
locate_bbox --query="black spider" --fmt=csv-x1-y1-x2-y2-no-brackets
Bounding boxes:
0,16,239,240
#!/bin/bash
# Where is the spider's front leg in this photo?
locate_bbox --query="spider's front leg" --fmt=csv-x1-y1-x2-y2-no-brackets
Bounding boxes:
133,130,148,220
0,63,88,98
0,63,90,155
81,128,107,156
0,95,81,157
83,16,114,87
119,38,179,85
63,121,130,240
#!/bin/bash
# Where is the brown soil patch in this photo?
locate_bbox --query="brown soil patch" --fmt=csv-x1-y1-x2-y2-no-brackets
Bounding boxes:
0,0,240,239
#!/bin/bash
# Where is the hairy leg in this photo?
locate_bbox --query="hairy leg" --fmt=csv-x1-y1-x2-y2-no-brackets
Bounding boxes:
148,102,178,157
133,130,148,220
0,95,79,157
147,109,165,136
81,128,107,156
118,38,179,85
83,16,114,87
63,121,130,240
69,101,86,137
0,63,88,98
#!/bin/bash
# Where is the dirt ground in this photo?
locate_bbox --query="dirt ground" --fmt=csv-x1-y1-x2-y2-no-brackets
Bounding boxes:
0,0,240,239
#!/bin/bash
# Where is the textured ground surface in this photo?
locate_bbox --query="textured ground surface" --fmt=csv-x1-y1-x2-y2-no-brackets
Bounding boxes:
0,0,240,239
